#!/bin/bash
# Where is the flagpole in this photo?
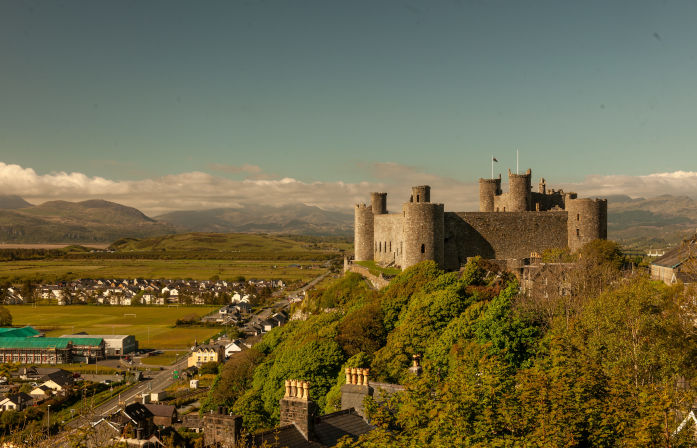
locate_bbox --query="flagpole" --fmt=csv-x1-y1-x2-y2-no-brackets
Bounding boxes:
491,155,493,179
516,149,519,174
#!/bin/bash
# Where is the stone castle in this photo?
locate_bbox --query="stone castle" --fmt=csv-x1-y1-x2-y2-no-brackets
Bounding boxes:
354,168,607,270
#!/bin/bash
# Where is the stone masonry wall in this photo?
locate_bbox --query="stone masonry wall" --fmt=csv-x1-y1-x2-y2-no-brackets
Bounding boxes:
444,211,568,270
373,214,404,265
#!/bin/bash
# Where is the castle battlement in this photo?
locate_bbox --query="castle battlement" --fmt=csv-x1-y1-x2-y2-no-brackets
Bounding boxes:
354,168,607,270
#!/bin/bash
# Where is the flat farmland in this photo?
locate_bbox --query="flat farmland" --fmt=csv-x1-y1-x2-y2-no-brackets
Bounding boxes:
0,259,325,283
5,305,220,349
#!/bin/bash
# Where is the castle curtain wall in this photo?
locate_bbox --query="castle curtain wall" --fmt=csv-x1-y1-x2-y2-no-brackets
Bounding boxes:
373,214,404,266
444,211,568,270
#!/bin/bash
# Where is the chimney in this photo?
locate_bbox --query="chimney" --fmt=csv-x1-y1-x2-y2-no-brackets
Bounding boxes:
340,367,372,417
203,410,242,448
279,379,316,440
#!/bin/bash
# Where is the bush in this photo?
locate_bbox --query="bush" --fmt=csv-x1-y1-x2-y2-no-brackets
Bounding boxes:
199,361,220,375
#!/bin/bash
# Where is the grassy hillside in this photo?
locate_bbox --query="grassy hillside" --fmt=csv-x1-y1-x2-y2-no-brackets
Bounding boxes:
109,232,350,255
0,195,32,209
203,258,697,446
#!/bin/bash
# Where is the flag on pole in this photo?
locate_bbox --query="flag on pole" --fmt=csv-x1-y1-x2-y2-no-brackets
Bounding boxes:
492,157,498,162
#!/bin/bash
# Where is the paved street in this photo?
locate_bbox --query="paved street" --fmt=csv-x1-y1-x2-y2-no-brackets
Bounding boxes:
66,356,187,429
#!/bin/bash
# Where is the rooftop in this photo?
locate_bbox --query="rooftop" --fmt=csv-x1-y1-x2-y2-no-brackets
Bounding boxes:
0,327,41,338
0,337,71,349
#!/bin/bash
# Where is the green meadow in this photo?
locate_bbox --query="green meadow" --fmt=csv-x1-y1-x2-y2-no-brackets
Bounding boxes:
5,305,220,349
0,259,325,283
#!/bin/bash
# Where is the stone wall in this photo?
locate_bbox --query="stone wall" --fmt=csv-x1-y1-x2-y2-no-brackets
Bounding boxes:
373,214,403,265
345,263,390,289
203,414,241,447
444,211,568,270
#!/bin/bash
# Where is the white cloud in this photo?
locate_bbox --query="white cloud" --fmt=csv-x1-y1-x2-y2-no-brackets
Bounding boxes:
564,171,697,199
0,161,693,217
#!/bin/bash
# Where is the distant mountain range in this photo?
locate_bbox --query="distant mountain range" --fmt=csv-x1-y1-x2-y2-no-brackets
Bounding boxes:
0,193,694,247
0,196,352,243
0,196,176,243
155,204,353,236
605,194,697,249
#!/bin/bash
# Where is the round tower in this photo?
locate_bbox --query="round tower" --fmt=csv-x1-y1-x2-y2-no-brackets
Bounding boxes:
507,168,532,212
401,202,444,269
479,176,502,212
566,198,608,252
370,192,387,215
410,186,430,203
354,204,374,261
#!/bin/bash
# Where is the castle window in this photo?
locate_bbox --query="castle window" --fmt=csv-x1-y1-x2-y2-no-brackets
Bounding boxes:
417,194,420,202
421,244,425,254
577,214,580,221
389,242,392,252
576,229,580,237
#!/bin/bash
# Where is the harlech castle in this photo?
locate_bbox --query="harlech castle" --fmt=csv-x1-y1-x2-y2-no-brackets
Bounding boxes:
354,168,607,271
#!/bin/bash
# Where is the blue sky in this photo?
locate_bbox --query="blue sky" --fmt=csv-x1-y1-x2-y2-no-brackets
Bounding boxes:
1,1,696,213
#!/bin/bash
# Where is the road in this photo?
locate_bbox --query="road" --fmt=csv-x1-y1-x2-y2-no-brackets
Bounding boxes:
66,356,187,429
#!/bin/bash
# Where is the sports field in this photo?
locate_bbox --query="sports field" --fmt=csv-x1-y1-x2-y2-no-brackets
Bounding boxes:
0,259,325,283
5,305,220,349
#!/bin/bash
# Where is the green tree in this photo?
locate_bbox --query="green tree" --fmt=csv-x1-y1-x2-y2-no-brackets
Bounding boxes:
0,306,12,326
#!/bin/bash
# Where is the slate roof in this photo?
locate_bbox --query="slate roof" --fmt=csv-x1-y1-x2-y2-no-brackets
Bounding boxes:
250,408,373,448
252,426,324,448
653,237,697,268
313,409,374,446
144,403,176,418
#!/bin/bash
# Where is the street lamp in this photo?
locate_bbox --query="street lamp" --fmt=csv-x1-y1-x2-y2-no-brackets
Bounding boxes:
46,404,51,436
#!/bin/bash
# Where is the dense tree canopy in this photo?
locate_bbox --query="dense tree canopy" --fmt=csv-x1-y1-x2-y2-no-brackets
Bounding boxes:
204,244,697,447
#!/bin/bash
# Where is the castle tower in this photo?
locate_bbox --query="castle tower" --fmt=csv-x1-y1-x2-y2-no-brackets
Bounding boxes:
479,175,502,212
507,168,532,212
410,186,430,203
566,197,608,252
401,189,444,269
354,203,374,261
371,192,387,215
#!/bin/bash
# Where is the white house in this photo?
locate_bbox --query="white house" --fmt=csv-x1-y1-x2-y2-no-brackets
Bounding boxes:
224,340,244,357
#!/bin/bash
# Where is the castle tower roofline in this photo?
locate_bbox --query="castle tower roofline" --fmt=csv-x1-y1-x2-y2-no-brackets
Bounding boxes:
508,168,532,178
479,176,502,183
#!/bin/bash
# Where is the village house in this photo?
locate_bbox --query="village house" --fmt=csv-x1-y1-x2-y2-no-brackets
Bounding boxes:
0,392,32,411
188,344,225,368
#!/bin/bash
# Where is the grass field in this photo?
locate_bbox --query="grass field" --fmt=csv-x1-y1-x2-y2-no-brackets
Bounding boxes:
110,232,346,253
0,259,327,283
141,351,187,366
5,305,221,349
